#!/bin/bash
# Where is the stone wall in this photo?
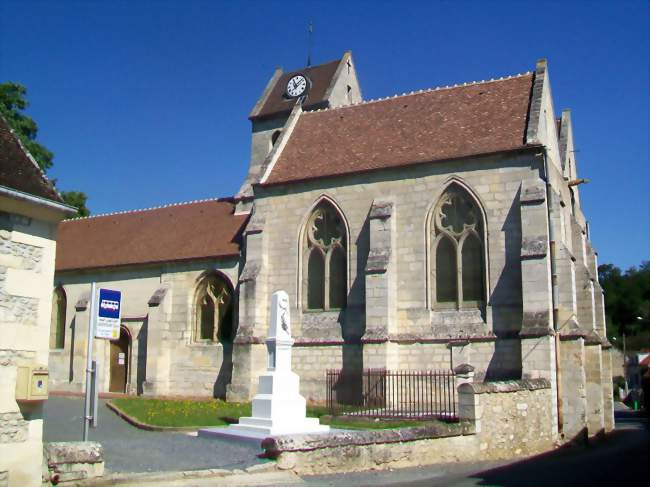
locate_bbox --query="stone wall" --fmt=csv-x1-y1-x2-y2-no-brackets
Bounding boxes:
584,343,604,436
558,338,587,441
460,380,555,455
231,152,544,400
288,339,526,403
255,155,538,337
601,347,614,432
0,204,61,487
263,379,554,474
44,441,104,485
50,258,240,397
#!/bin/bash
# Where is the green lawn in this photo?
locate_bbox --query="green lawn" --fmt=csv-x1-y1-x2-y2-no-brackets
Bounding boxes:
109,397,434,429
110,397,251,428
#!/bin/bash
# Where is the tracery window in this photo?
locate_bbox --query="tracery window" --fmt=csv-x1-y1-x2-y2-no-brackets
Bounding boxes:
303,201,347,310
194,273,234,342
50,287,66,349
431,185,485,309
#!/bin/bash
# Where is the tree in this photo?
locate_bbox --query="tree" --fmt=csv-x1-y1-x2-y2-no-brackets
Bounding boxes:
59,191,90,217
0,82,89,217
599,261,650,350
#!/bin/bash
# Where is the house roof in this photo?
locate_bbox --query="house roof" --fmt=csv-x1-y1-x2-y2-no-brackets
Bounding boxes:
263,72,535,185
55,199,248,272
250,59,341,121
0,115,63,203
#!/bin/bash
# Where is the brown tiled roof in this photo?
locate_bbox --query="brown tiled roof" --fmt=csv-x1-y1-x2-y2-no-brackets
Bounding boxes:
264,73,535,185
250,59,341,120
0,115,63,202
56,199,247,271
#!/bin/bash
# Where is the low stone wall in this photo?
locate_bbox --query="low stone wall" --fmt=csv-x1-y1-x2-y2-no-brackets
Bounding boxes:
262,379,554,474
463,380,555,456
263,423,476,474
44,442,104,485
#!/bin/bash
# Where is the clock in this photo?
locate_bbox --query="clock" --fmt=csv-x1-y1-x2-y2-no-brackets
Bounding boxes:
286,74,308,98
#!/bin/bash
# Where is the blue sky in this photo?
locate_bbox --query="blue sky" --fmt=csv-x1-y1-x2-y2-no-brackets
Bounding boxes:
1,1,648,270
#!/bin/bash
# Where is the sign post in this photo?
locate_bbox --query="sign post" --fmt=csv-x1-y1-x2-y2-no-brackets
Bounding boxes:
83,285,122,440
83,282,97,441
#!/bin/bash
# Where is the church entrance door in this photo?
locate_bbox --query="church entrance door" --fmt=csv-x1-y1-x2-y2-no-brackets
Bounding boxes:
109,326,130,393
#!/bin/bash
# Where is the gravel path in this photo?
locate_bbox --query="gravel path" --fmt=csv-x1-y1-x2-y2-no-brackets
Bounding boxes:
43,396,264,474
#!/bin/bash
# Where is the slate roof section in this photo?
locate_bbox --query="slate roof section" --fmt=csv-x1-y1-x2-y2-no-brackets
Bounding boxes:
250,59,341,121
263,73,535,185
0,115,63,202
56,199,248,271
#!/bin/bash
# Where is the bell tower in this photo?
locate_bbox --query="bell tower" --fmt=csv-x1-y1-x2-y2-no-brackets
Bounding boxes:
236,51,363,209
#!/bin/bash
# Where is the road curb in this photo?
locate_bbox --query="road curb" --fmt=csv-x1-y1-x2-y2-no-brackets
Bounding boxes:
75,462,284,486
105,400,201,433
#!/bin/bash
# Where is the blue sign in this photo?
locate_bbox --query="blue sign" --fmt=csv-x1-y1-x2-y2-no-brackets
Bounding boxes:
95,289,122,339
98,289,121,319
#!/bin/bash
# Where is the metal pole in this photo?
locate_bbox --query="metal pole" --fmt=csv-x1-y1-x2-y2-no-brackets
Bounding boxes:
91,360,100,428
83,282,96,441
623,333,630,397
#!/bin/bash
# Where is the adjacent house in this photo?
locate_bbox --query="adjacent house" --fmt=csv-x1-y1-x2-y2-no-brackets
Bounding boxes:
0,115,75,486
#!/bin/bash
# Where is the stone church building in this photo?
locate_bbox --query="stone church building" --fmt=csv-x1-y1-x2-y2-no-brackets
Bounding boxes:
50,52,613,440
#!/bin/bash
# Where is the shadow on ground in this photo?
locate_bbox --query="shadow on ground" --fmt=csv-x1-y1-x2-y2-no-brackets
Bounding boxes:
467,411,649,487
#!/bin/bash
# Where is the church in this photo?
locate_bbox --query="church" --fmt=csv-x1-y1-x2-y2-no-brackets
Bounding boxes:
49,52,614,439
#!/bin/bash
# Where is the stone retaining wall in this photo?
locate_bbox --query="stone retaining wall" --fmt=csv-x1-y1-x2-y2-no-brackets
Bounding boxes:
44,442,104,485
262,379,553,474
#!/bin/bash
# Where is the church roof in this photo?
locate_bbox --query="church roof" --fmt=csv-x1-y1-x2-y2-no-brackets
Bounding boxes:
263,72,535,185
249,59,341,120
55,199,247,271
0,115,63,203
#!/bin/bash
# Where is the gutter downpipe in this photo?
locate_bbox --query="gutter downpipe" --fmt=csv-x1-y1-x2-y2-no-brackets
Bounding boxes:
541,148,563,438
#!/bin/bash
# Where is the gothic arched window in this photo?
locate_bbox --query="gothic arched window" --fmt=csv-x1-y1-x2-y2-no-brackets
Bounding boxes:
194,273,234,342
431,185,485,309
50,287,66,349
303,201,347,310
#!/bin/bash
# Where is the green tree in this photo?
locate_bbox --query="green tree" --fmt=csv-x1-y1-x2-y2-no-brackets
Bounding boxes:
599,260,650,350
59,191,90,217
0,82,89,217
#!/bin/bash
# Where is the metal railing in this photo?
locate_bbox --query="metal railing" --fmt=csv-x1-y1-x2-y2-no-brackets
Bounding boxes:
326,368,458,421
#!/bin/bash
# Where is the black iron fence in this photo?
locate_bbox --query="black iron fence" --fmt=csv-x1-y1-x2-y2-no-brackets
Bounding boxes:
326,368,458,421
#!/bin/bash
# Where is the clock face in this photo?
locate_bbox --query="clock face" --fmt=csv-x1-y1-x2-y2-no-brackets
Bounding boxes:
286,75,308,98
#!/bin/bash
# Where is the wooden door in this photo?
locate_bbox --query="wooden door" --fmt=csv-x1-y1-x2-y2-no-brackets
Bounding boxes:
109,327,129,393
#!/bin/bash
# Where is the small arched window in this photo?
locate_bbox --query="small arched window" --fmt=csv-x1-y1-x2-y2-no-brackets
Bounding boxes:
271,130,281,147
194,273,234,342
303,200,347,310
431,184,485,309
50,287,66,349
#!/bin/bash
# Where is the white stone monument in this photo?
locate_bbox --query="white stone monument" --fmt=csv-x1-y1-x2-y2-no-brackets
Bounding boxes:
200,291,329,440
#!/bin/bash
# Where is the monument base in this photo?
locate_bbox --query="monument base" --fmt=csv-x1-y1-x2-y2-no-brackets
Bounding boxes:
228,416,330,436
198,418,330,445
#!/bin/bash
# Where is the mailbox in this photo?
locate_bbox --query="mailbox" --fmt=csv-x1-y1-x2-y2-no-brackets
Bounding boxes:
15,365,49,401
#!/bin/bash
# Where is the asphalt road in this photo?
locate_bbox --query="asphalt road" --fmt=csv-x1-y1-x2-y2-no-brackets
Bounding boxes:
303,408,650,487
44,397,649,485
43,396,265,474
